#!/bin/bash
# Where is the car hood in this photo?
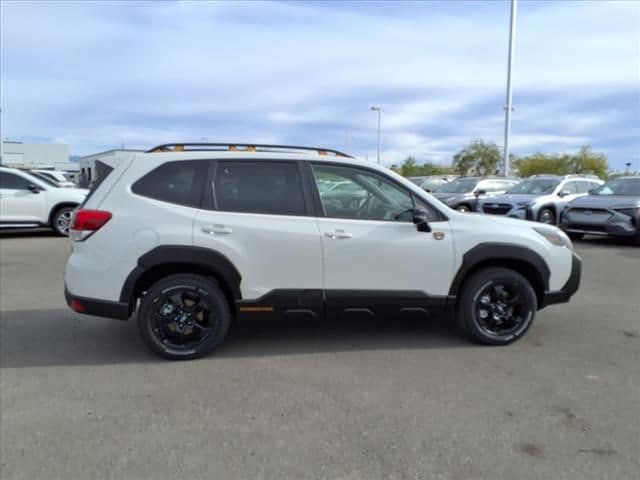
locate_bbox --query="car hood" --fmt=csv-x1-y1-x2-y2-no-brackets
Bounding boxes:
432,192,471,204
480,193,539,205
568,195,640,209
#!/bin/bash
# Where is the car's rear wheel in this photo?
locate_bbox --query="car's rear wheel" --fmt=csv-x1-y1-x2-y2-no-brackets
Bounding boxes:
137,274,231,360
52,206,75,236
457,268,537,345
538,208,556,225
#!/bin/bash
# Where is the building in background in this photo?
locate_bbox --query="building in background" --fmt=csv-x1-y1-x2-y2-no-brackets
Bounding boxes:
78,149,143,187
1,140,77,172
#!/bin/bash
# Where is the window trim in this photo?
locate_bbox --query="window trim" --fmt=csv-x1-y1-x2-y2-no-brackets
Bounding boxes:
308,161,447,222
130,159,209,209
206,159,313,217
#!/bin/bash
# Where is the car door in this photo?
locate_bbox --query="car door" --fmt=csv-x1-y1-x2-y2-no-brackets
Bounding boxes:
310,163,455,315
193,160,323,307
557,180,582,209
0,171,46,222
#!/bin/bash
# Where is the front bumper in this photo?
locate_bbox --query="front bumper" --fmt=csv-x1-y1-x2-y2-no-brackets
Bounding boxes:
65,286,129,320
560,208,638,238
539,252,582,308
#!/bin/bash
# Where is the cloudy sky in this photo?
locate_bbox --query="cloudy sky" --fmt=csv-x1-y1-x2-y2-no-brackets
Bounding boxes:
1,0,638,168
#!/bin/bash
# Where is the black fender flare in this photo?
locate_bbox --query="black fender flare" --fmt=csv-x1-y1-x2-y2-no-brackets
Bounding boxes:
448,242,550,298
120,245,242,304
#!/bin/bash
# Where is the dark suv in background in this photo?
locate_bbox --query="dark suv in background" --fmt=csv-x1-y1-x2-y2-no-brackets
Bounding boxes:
560,176,640,244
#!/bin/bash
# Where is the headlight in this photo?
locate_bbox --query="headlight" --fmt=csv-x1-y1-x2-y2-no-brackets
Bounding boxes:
533,227,573,250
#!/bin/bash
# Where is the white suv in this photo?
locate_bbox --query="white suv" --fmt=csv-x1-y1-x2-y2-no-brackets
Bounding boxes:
0,166,88,235
65,144,581,360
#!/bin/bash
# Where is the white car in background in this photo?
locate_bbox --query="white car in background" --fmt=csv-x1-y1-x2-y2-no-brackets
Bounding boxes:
0,166,88,235
31,169,77,187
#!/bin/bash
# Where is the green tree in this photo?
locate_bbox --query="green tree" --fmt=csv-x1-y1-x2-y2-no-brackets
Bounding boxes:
513,146,608,178
395,157,450,177
569,146,608,178
453,140,501,176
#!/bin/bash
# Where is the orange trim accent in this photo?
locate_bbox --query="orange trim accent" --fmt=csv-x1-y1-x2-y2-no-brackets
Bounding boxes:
247,145,256,152
174,145,184,152
318,150,327,156
229,145,237,151
238,306,274,313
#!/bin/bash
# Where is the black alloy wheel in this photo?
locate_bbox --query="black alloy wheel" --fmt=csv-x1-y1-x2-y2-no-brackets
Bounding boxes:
457,268,537,345
138,274,231,360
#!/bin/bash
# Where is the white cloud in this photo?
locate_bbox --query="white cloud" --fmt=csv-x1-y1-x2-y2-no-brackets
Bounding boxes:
1,0,638,168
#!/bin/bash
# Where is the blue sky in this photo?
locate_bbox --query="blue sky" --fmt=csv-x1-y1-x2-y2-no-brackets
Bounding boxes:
1,0,638,169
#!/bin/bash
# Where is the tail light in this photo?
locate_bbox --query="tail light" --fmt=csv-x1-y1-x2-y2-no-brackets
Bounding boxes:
70,209,112,241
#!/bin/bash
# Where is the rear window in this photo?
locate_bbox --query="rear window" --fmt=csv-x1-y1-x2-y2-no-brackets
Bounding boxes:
132,160,208,207
213,161,306,216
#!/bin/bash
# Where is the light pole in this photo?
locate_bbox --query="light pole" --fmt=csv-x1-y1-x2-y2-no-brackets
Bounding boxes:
625,162,631,175
502,0,517,177
370,106,381,164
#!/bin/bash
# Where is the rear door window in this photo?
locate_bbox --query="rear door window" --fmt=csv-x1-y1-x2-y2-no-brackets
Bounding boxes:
132,160,208,208
213,161,307,216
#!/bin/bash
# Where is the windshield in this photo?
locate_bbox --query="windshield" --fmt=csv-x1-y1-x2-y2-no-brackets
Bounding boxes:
592,178,640,196
507,178,559,194
27,171,60,188
434,178,478,193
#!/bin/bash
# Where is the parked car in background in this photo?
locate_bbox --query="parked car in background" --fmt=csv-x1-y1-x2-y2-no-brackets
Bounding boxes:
0,166,88,235
407,176,429,186
431,176,519,212
30,170,76,188
420,176,451,193
64,142,580,360
560,176,640,244
478,174,604,225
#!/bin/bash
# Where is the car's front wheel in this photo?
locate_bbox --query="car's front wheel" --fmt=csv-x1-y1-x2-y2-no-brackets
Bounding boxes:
538,208,556,224
137,274,231,360
457,268,537,345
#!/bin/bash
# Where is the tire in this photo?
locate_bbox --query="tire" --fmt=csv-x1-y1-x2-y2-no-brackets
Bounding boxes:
137,274,231,360
631,230,640,247
456,205,471,213
52,206,76,236
457,268,537,345
567,232,584,241
537,208,556,225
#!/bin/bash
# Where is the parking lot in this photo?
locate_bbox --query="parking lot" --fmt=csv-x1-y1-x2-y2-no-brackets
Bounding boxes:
1,231,638,479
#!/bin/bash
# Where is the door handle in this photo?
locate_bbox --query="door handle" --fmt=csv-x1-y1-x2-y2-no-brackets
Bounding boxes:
201,224,232,235
325,229,352,239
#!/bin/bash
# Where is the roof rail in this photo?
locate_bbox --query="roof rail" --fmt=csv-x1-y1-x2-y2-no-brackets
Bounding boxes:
146,143,353,158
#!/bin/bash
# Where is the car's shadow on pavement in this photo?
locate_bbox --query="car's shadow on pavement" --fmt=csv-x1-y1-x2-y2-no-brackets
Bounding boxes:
0,228,58,239
576,235,638,249
0,308,467,368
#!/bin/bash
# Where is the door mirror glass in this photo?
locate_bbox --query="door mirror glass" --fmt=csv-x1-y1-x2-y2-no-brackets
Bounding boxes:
558,189,571,197
412,208,431,232
475,189,487,197
28,184,41,194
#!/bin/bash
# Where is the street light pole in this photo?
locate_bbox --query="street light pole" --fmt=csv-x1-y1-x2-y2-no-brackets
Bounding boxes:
370,106,381,164
503,0,517,177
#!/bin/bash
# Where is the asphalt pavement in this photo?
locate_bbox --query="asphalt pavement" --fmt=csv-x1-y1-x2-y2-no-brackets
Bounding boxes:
1,230,639,479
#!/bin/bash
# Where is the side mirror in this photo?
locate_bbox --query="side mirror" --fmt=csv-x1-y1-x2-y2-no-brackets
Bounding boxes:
558,189,571,197
475,189,487,198
412,209,431,232
28,184,41,194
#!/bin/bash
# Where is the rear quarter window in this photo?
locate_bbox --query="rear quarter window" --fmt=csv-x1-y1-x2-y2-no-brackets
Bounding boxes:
132,160,208,208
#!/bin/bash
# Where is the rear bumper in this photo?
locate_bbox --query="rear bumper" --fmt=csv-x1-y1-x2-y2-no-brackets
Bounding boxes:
65,286,129,320
539,252,582,308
